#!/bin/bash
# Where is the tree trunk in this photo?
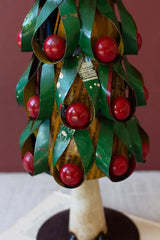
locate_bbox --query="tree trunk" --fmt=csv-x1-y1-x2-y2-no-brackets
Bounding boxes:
69,179,107,240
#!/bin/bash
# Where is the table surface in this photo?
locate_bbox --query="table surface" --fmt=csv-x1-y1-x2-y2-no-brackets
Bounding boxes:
0,171,160,234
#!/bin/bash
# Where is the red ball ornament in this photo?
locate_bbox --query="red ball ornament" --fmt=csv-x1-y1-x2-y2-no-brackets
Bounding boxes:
137,32,142,51
22,152,34,174
17,30,22,48
59,163,83,187
43,35,65,60
94,36,118,63
65,103,91,129
110,156,129,177
112,96,131,121
143,85,149,102
142,142,150,161
27,96,40,119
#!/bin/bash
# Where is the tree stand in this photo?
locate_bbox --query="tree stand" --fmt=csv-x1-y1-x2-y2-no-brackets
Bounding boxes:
36,180,139,240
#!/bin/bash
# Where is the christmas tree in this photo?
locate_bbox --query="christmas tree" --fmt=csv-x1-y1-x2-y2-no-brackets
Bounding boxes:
16,0,149,239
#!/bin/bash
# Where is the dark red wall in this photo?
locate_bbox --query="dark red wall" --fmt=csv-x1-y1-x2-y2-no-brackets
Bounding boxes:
0,0,159,171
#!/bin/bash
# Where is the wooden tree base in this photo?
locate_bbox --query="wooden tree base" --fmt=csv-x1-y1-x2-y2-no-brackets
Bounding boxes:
37,208,139,240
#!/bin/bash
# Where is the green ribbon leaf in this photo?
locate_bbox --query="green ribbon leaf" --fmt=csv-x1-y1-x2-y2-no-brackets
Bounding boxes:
114,118,143,163
37,63,55,119
34,0,62,32
96,118,114,177
98,64,112,119
20,120,42,150
59,0,80,58
123,56,146,106
56,54,83,112
22,0,40,51
74,129,94,175
16,62,32,106
79,57,100,113
32,0,80,64
126,117,143,163
34,120,50,174
79,0,97,59
53,124,75,167
114,0,137,54
97,0,121,33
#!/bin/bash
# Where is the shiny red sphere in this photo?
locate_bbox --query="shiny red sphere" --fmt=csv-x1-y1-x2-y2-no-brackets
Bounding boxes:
17,30,22,48
65,103,91,129
43,35,65,60
27,96,40,119
110,156,129,177
94,36,118,63
59,163,83,187
142,142,150,160
22,152,34,174
112,96,131,121
137,32,142,51
143,85,149,102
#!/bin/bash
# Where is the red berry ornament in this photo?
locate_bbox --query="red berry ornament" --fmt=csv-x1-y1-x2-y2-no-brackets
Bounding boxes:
112,96,131,121
17,30,22,48
59,163,83,187
137,32,142,51
27,96,40,119
94,36,118,63
142,142,150,161
143,85,149,102
110,156,129,177
65,103,91,129
43,35,65,60
22,152,34,174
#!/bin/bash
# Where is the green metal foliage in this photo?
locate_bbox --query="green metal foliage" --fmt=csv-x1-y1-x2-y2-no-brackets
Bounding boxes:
79,0,123,60
36,63,55,119
96,118,114,177
53,54,99,176
20,120,42,150
96,116,149,179
16,62,33,106
17,0,149,182
114,0,138,54
56,54,83,113
20,120,50,175
34,120,50,174
22,0,40,51
32,0,80,63
52,125,94,176
98,58,145,122
21,0,80,63
19,56,55,120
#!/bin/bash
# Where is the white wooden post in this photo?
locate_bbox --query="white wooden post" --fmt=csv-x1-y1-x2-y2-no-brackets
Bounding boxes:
69,179,107,240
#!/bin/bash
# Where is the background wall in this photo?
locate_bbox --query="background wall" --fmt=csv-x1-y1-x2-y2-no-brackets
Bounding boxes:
0,0,159,171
